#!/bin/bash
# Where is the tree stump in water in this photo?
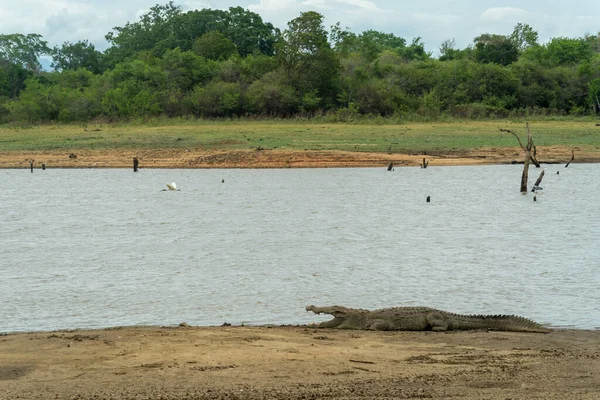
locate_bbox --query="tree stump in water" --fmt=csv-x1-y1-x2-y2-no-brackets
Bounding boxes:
500,123,539,193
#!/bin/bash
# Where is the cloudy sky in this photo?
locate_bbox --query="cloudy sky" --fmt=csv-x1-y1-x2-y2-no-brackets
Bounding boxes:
1,0,599,54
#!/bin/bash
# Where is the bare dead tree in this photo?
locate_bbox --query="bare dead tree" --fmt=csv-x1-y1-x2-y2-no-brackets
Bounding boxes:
500,124,540,168
565,150,575,168
500,123,540,192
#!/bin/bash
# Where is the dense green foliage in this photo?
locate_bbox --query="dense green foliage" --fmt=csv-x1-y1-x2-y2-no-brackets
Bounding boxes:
1,2,600,123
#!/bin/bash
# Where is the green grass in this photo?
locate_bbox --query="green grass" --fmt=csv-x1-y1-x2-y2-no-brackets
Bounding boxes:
0,120,599,153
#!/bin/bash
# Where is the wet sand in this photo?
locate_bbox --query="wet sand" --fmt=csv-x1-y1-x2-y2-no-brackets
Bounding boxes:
1,146,598,169
1,325,599,399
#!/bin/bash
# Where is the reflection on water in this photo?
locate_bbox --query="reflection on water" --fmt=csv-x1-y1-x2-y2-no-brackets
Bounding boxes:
1,165,599,332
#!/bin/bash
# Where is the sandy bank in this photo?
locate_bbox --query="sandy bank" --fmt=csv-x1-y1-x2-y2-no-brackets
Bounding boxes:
1,146,598,169
1,325,599,399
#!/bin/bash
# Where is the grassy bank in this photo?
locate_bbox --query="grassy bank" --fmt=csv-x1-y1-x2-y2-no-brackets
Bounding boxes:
1,120,599,154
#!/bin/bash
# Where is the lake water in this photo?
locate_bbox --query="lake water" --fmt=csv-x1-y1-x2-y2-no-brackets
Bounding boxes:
1,165,599,333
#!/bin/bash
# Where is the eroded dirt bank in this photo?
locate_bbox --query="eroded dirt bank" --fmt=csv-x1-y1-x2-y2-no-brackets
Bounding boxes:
1,146,598,169
1,326,598,399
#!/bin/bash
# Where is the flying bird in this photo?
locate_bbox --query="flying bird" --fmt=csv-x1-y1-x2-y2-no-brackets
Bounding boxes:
161,182,180,191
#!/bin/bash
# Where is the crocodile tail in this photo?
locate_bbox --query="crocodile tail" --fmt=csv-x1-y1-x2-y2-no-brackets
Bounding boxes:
457,314,552,333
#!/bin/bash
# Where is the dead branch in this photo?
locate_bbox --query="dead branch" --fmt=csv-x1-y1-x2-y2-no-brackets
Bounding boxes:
525,124,541,168
565,150,575,168
531,145,540,168
533,170,545,190
500,128,526,150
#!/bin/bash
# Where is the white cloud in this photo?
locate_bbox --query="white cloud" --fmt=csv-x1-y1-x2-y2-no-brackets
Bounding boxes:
302,0,332,9
248,0,390,30
0,0,132,50
412,13,461,24
249,0,298,12
480,7,528,22
182,1,212,11
335,0,381,11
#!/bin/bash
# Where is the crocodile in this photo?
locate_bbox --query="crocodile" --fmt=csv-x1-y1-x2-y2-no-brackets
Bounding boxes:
306,305,551,333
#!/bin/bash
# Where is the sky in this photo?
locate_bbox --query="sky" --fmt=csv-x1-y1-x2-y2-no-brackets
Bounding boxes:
1,0,599,55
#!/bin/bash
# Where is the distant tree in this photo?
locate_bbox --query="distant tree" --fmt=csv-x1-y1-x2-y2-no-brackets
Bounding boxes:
584,32,600,53
337,53,369,106
51,40,103,73
0,33,50,72
329,22,357,57
105,3,279,66
277,11,339,104
246,71,298,115
192,32,237,60
0,59,31,98
7,77,57,121
545,37,593,65
168,6,279,56
474,34,518,66
330,24,407,61
589,78,600,113
357,30,406,61
439,38,456,57
221,7,280,56
240,54,278,82
186,80,243,117
158,48,216,92
510,23,539,51
401,37,430,61
104,2,182,65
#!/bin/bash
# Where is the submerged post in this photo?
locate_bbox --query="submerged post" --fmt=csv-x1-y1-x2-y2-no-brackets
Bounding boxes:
387,162,394,171
533,170,545,190
29,159,34,173
41,163,46,170
133,157,139,172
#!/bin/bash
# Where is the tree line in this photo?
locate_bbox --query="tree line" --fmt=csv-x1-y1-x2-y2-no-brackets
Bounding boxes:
1,1,599,123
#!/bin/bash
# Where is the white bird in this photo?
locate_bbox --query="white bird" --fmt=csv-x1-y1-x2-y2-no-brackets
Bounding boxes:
161,182,180,191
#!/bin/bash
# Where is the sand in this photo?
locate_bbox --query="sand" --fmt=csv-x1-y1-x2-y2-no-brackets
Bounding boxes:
1,146,598,169
1,325,598,399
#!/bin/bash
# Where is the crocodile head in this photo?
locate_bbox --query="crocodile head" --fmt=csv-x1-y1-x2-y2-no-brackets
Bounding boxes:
306,305,351,328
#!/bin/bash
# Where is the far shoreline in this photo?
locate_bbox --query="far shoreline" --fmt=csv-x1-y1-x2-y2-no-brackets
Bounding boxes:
2,146,598,169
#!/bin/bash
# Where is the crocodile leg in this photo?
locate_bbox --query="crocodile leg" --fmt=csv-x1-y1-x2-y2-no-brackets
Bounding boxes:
426,311,449,331
369,320,392,331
